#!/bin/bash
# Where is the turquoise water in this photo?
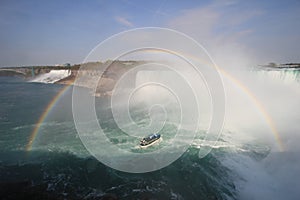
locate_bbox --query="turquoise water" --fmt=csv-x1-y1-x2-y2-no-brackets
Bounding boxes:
0,78,241,199
0,76,272,199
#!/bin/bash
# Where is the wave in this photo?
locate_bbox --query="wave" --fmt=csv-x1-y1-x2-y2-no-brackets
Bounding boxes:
30,70,71,84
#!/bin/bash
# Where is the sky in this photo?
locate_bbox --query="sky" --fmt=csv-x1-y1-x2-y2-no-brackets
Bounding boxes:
0,0,299,67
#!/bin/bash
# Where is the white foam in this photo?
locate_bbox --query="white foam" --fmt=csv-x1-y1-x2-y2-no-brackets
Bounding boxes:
256,69,300,85
30,69,71,83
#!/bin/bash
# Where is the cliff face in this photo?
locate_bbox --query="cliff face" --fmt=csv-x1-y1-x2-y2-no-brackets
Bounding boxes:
66,61,142,97
0,70,25,77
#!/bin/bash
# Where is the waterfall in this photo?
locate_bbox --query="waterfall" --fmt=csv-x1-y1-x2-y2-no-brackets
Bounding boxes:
30,70,71,84
255,69,300,84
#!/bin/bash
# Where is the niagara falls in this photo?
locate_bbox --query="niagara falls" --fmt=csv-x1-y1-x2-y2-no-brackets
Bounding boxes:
0,1,300,200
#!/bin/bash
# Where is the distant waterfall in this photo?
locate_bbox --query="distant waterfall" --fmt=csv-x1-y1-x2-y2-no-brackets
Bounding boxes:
255,69,300,84
30,70,71,83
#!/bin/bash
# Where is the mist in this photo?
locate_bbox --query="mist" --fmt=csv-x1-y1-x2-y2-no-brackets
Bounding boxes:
164,3,300,198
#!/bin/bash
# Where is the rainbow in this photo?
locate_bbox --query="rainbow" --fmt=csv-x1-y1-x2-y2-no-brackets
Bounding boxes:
26,49,284,152
26,84,72,151
218,68,284,151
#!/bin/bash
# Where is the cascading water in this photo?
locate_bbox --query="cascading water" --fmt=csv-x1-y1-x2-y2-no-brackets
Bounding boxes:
30,69,71,84
255,68,300,84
